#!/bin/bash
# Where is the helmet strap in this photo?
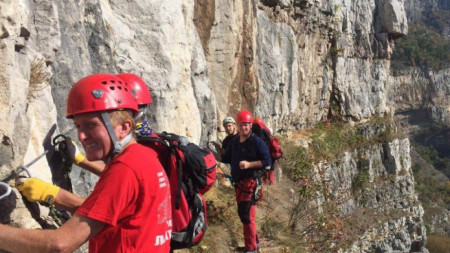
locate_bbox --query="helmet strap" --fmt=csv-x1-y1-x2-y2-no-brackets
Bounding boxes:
100,112,133,155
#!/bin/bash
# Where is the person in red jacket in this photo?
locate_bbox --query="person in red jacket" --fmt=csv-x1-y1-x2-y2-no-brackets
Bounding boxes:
0,73,172,253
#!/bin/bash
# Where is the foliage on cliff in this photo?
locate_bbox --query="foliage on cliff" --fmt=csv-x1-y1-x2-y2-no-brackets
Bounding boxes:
392,24,449,70
392,6,450,70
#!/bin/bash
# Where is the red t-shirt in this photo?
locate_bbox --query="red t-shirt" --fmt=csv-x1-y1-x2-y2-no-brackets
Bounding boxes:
76,143,172,253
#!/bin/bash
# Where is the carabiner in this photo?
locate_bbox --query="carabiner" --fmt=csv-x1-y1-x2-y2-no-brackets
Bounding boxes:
0,182,12,200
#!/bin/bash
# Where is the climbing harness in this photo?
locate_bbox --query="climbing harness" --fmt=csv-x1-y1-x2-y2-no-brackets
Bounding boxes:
0,134,70,200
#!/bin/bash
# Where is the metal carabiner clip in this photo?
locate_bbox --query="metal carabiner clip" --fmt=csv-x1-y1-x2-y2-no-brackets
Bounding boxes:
0,132,71,201
0,182,12,200
0,164,34,201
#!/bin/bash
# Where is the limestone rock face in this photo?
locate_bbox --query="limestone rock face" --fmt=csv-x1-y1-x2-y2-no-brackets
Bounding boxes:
339,139,425,252
375,0,408,36
205,0,409,132
391,67,450,127
0,0,58,229
311,132,426,252
48,0,217,145
255,10,301,130
335,58,393,121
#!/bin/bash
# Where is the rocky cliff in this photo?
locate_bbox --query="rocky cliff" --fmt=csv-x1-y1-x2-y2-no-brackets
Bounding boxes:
0,0,433,252
391,0,450,247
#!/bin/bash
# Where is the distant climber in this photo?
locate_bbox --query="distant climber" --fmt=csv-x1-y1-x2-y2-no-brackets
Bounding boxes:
211,116,239,184
211,116,239,157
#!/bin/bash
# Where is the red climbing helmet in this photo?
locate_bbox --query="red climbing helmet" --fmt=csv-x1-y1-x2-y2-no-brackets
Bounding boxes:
236,110,253,123
253,118,264,125
116,73,152,106
66,73,138,118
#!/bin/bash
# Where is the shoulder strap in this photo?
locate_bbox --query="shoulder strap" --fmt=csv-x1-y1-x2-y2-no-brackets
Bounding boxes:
250,133,258,151
138,134,184,209
137,135,167,147
155,132,187,210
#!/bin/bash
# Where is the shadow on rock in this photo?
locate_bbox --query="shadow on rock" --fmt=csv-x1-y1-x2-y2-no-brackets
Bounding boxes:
0,189,17,224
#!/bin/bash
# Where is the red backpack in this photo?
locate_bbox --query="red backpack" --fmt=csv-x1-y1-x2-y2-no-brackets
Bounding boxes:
138,132,217,250
269,135,283,160
252,122,283,160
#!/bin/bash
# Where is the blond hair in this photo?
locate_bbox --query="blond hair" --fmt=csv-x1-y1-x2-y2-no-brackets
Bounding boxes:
108,110,136,134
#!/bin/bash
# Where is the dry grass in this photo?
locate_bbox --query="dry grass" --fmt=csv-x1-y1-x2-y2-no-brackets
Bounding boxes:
185,183,242,253
426,234,450,253
28,57,51,99
105,21,115,36
181,173,307,253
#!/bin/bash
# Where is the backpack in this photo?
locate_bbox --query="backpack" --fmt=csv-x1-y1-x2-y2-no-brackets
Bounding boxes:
268,135,283,160
137,132,217,250
252,123,283,161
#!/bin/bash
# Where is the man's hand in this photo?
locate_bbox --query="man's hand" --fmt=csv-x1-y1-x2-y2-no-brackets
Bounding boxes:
57,137,86,164
239,160,263,170
239,160,250,170
210,141,220,149
16,178,60,204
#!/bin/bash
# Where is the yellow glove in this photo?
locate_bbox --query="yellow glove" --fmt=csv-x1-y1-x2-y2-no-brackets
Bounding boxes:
16,178,60,204
70,140,86,164
57,137,86,164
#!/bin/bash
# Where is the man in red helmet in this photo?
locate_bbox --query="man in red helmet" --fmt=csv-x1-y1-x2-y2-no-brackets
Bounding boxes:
0,74,172,253
221,110,271,253
117,73,154,135
59,73,154,176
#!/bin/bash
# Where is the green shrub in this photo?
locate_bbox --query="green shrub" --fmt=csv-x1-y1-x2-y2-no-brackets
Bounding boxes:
309,122,362,162
414,144,450,180
392,23,450,70
353,170,370,191
279,141,312,182
308,118,400,163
